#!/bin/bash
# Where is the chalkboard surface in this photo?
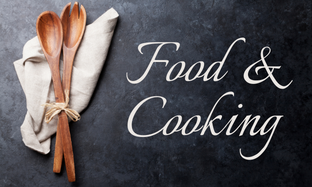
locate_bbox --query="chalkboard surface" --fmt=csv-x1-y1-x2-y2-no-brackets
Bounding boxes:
0,0,311,186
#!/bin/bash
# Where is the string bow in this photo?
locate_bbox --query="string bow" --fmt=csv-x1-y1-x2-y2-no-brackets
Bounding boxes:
43,90,80,123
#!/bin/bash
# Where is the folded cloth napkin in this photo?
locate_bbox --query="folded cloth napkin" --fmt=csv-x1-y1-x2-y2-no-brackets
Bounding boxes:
13,8,119,154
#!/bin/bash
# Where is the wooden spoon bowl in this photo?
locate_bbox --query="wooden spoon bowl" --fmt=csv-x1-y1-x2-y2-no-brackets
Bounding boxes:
36,12,63,56
61,2,86,48
61,2,87,91
36,11,63,100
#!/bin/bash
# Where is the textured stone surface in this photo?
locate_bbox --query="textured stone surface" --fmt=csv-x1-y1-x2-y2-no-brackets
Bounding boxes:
0,0,311,186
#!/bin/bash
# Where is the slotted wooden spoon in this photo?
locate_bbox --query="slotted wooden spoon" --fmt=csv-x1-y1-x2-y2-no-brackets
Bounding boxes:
53,2,86,176
36,11,75,182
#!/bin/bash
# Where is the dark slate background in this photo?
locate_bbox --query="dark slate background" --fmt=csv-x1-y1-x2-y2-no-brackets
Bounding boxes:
0,0,311,186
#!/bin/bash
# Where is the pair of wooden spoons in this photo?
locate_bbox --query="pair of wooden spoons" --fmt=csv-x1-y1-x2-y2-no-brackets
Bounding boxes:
36,2,86,182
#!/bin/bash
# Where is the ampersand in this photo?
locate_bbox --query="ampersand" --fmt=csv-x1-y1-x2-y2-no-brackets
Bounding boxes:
243,46,293,89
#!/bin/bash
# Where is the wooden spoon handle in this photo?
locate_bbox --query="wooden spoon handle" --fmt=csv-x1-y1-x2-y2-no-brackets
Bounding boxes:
59,111,75,182
53,119,63,173
53,47,76,174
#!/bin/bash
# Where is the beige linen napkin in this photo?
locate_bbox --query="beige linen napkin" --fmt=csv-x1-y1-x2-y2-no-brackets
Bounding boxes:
13,8,119,154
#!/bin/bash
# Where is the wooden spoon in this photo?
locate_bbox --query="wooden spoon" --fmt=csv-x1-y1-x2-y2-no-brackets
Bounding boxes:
36,11,75,182
53,2,86,175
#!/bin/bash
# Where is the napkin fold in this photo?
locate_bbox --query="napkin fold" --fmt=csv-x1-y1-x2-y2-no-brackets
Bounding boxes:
13,8,119,154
